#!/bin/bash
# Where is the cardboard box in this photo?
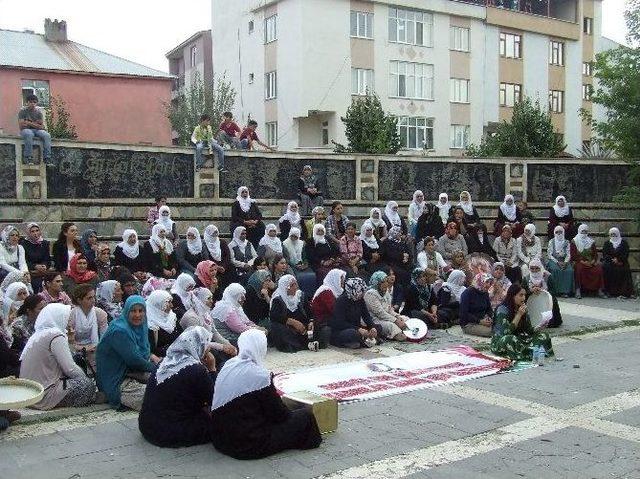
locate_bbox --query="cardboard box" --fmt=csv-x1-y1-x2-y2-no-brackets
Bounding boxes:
282,390,338,434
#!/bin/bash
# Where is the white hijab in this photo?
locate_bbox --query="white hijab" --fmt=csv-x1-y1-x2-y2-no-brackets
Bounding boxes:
149,224,174,254
384,201,402,227
436,193,451,223
118,229,139,259
574,224,594,252
443,270,467,302
282,227,304,264
410,190,426,219
230,226,249,250
184,287,214,330
186,226,203,256
609,227,622,249
553,195,570,217
212,329,270,410
271,274,302,312
528,258,546,287
259,224,283,253
500,195,517,221
313,223,327,245
360,221,378,249
156,205,175,230
553,225,566,253
171,273,196,307
312,268,345,300
146,290,177,334
279,201,301,227
20,304,71,361
3,282,28,318
368,208,385,228
73,304,99,346
236,186,255,213
212,283,248,324
156,326,212,385
204,224,222,262
458,191,474,216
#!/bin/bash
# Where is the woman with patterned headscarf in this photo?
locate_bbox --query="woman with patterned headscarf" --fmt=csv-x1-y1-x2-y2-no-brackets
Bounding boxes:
19,222,51,293
380,226,413,287
329,277,380,348
459,272,494,337
0,225,28,283
364,271,409,341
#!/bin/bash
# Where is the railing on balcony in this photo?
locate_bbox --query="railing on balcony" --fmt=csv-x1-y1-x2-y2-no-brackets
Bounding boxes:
453,0,577,23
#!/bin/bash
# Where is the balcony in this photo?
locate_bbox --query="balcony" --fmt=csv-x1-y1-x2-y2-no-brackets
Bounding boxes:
454,0,578,23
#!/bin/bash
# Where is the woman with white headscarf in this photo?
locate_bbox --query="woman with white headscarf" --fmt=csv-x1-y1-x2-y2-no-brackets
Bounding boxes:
282,227,316,300
230,186,266,249
0,225,28,283
257,223,283,264
311,268,345,330
3,281,29,320
305,223,340,283
382,201,409,236
408,190,426,237
228,226,258,284
547,195,577,241
269,274,327,352
458,191,481,230
202,224,235,289
278,201,306,242
114,229,147,281
96,279,124,322
146,289,180,356
571,224,606,299
545,225,574,297
435,193,452,225
20,304,95,410
516,223,542,278
494,194,524,238
176,226,204,275
367,207,388,240
602,227,635,298
435,269,467,325
139,326,217,448
212,283,263,344
142,224,178,279
211,329,322,459
360,221,382,273
154,205,178,245
522,258,563,328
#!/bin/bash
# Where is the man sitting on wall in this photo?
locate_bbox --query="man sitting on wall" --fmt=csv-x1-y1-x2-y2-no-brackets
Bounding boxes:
191,114,227,173
18,94,52,166
240,120,275,152
217,112,242,149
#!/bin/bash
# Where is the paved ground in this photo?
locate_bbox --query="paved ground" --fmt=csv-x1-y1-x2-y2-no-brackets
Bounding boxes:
1,297,639,479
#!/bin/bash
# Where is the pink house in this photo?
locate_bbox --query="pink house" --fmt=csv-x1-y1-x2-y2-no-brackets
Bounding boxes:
0,19,174,146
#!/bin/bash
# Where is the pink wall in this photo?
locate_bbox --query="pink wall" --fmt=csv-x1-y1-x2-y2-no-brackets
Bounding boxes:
0,68,173,146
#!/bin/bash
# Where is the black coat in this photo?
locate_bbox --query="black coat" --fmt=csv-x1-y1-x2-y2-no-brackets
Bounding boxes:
113,245,146,274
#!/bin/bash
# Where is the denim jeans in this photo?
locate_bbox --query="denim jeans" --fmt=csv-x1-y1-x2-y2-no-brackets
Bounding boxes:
194,141,225,170
217,131,241,149
21,128,52,161
240,139,250,149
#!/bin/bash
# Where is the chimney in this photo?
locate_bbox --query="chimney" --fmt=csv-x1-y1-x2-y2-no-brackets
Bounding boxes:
44,18,68,42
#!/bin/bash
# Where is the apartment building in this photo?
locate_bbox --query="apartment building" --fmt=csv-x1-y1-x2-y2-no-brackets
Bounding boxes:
211,0,612,155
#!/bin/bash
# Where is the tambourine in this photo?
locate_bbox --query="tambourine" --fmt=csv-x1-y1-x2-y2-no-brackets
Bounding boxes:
0,376,44,409
403,317,429,342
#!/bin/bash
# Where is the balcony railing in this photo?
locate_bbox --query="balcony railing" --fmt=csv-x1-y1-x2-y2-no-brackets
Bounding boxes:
453,0,577,23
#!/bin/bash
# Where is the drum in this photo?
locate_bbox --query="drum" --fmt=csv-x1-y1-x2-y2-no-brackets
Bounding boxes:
0,376,44,409
403,317,429,343
526,290,553,329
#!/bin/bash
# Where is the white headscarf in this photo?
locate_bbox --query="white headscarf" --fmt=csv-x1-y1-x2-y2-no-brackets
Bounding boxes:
149,224,174,254
230,226,249,250
608,227,622,249
312,268,345,300
146,290,178,334
410,190,426,219
458,191,474,216
282,227,304,264
156,326,212,385
118,229,139,259
553,225,566,253
156,205,175,230
20,304,71,361
236,186,255,213
313,223,327,245
3,282,28,318
204,224,222,262
523,223,536,238
384,201,402,227
1,225,18,254
212,283,248,324
279,201,301,227
436,193,451,224
212,329,270,410
528,258,546,287
368,208,385,228
360,221,379,249
443,270,467,302
185,287,214,330
259,224,283,253
171,273,197,307
271,274,302,312
574,224,594,252
500,195,517,221
72,303,99,346
186,226,203,256
553,195,570,217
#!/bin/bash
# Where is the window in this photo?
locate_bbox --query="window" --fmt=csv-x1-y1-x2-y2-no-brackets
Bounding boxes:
265,71,277,99
450,26,470,52
397,117,434,149
248,73,254,84
265,122,278,147
248,20,254,34
21,80,50,107
389,61,434,99
549,90,564,113
350,11,373,39
499,83,522,107
499,32,522,59
549,40,564,66
190,45,197,67
450,78,469,103
450,125,470,149
322,121,329,146
582,84,593,101
388,7,433,47
583,17,593,35
582,62,593,76
265,15,277,43
351,68,375,95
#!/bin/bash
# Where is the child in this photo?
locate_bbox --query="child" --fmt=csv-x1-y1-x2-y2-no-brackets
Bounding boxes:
239,120,275,151
217,112,242,148
191,114,227,172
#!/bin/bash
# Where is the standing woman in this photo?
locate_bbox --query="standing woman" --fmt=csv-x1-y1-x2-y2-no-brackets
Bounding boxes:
228,226,258,284
282,227,316,299
305,224,340,283
176,227,204,275
96,280,124,322
407,190,426,237
143,224,178,279
63,253,99,291
154,205,178,246
382,201,409,236
146,290,180,356
494,195,523,238
458,191,481,234
202,224,235,289
52,222,81,273
113,229,147,283
545,225,574,297
230,186,265,249
602,227,635,298
257,224,283,264
0,225,28,282
278,201,305,242
571,224,606,299
38,271,72,305
80,229,99,267
19,222,51,293
547,195,577,241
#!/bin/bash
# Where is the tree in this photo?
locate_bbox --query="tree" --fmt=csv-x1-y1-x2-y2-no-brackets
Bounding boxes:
466,96,564,158
333,93,401,154
45,95,78,140
166,72,236,146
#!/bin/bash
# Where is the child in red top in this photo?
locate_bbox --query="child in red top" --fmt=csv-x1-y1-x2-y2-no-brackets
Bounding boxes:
239,120,275,151
217,112,242,149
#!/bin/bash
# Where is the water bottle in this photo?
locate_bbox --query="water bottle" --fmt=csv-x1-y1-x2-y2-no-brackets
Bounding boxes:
537,346,546,366
531,346,539,364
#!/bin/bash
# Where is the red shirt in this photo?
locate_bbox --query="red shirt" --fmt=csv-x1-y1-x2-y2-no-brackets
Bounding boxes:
219,120,241,137
311,289,336,328
240,128,259,142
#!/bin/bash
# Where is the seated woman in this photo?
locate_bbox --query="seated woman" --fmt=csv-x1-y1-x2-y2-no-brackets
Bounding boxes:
435,193,452,227
330,278,381,348
63,253,99,292
417,236,448,277
1,313,20,378
38,271,72,305
367,207,388,240
147,196,166,232
279,201,306,242
143,224,178,279
139,326,217,448
517,201,535,229
146,289,181,357
547,195,577,241
494,195,523,238
436,269,466,326
0,226,28,285
383,267,405,313
437,222,468,263
405,268,445,329
305,224,340,283
194,260,221,300
170,273,197,320
407,190,427,237
19,222,51,293
516,224,542,278
211,329,322,459
20,304,95,410
546,225,574,297
270,253,296,285
491,283,554,361
80,229,99,267
459,273,494,337
252,256,269,272
96,295,162,410
228,226,258,285
298,165,324,216
339,222,364,276
154,205,179,246
230,186,266,249
96,280,123,322
3,282,30,320
522,258,563,328
382,201,409,237
176,227,204,275
270,274,329,352
94,243,113,283
466,224,497,261
360,222,383,275
326,201,349,244
202,225,235,289
304,206,327,239
212,283,263,344
448,206,469,236
311,268,345,333
571,224,606,299
493,225,522,284
364,271,409,341
416,202,444,244
9,294,46,353
243,270,275,330
489,262,512,310
457,191,481,234
282,227,316,299
257,224,283,265
602,227,635,298
68,284,109,367
113,229,148,284
380,226,412,287
52,222,81,273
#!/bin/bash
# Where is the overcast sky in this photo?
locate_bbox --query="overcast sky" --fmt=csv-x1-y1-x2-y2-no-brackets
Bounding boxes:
0,0,630,73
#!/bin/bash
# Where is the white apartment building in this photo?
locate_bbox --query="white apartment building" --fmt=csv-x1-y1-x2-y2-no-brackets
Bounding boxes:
211,0,612,156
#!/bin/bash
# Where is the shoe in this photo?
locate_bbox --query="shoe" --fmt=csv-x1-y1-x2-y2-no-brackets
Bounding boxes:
0,410,21,423
307,341,319,352
0,417,9,432
575,289,581,299
598,290,608,299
